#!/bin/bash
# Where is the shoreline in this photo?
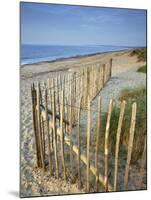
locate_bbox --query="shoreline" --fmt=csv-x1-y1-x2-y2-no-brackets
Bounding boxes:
20,49,135,80
21,48,133,67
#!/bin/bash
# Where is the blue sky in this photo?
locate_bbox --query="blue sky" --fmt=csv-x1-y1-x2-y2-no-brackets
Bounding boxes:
20,2,146,47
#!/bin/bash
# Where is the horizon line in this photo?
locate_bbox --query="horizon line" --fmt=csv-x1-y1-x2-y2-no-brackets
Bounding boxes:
21,43,146,48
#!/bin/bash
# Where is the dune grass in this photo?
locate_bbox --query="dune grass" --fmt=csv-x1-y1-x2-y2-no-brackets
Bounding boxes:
137,65,147,73
99,86,146,162
130,48,147,62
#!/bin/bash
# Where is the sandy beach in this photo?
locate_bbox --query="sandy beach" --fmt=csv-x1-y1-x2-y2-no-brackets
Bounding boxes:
20,50,146,197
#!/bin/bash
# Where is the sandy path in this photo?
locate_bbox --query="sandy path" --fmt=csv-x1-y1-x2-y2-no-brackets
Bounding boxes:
20,50,146,197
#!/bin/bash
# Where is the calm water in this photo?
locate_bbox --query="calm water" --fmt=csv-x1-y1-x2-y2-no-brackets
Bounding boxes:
21,44,132,65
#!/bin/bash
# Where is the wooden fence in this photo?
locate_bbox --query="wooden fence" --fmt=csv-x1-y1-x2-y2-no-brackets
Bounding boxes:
30,59,146,193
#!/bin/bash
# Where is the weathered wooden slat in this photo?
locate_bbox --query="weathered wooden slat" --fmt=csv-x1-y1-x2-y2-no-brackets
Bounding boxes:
45,88,52,174
95,96,101,192
77,94,82,189
52,78,59,178
73,73,76,123
69,76,74,180
39,82,43,105
47,79,53,150
39,82,45,160
114,100,126,191
124,102,137,190
104,99,113,191
37,82,45,171
31,84,40,167
41,116,45,160
47,79,52,111
56,76,60,122
64,97,68,133
109,58,112,78
86,96,91,192
60,90,67,180
102,64,105,86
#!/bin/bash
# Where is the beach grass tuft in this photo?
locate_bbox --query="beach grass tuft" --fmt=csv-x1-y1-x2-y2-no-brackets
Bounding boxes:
137,65,147,73
130,48,147,62
99,86,146,162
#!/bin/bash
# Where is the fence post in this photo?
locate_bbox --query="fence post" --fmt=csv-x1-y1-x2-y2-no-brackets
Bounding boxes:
124,102,137,190
73,72,76,124
45,88,52,174
87,67,90,101
60,90,67,180
95,96,101,192
86,96,91,192
56,76,60,122
37,82,45,171
47,79,53,151
81,69,84,107
102,64,105,86
69,75,74,180
109,58,112,78
47,79,52,111
85,69,88,107
114,100,126,191
41,116,45,160
41,79,45,157
104,99,113,191
52,78,59,178
31,84,41,167
77,94,82,189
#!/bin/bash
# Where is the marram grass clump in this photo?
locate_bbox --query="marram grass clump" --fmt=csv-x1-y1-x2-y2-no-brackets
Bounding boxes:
99,86,146,163
130,48,147,62
137,65,147,73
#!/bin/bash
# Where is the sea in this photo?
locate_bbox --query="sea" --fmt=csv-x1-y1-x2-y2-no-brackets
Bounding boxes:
21,44,133,65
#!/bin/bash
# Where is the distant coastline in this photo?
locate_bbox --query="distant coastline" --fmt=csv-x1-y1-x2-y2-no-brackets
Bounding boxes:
21,47,136,67
20,48,141,81
21,44,140,66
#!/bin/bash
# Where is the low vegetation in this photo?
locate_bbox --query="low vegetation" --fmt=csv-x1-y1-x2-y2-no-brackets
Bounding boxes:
130,48,147,62
100,86,146,162
137,65,147,73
